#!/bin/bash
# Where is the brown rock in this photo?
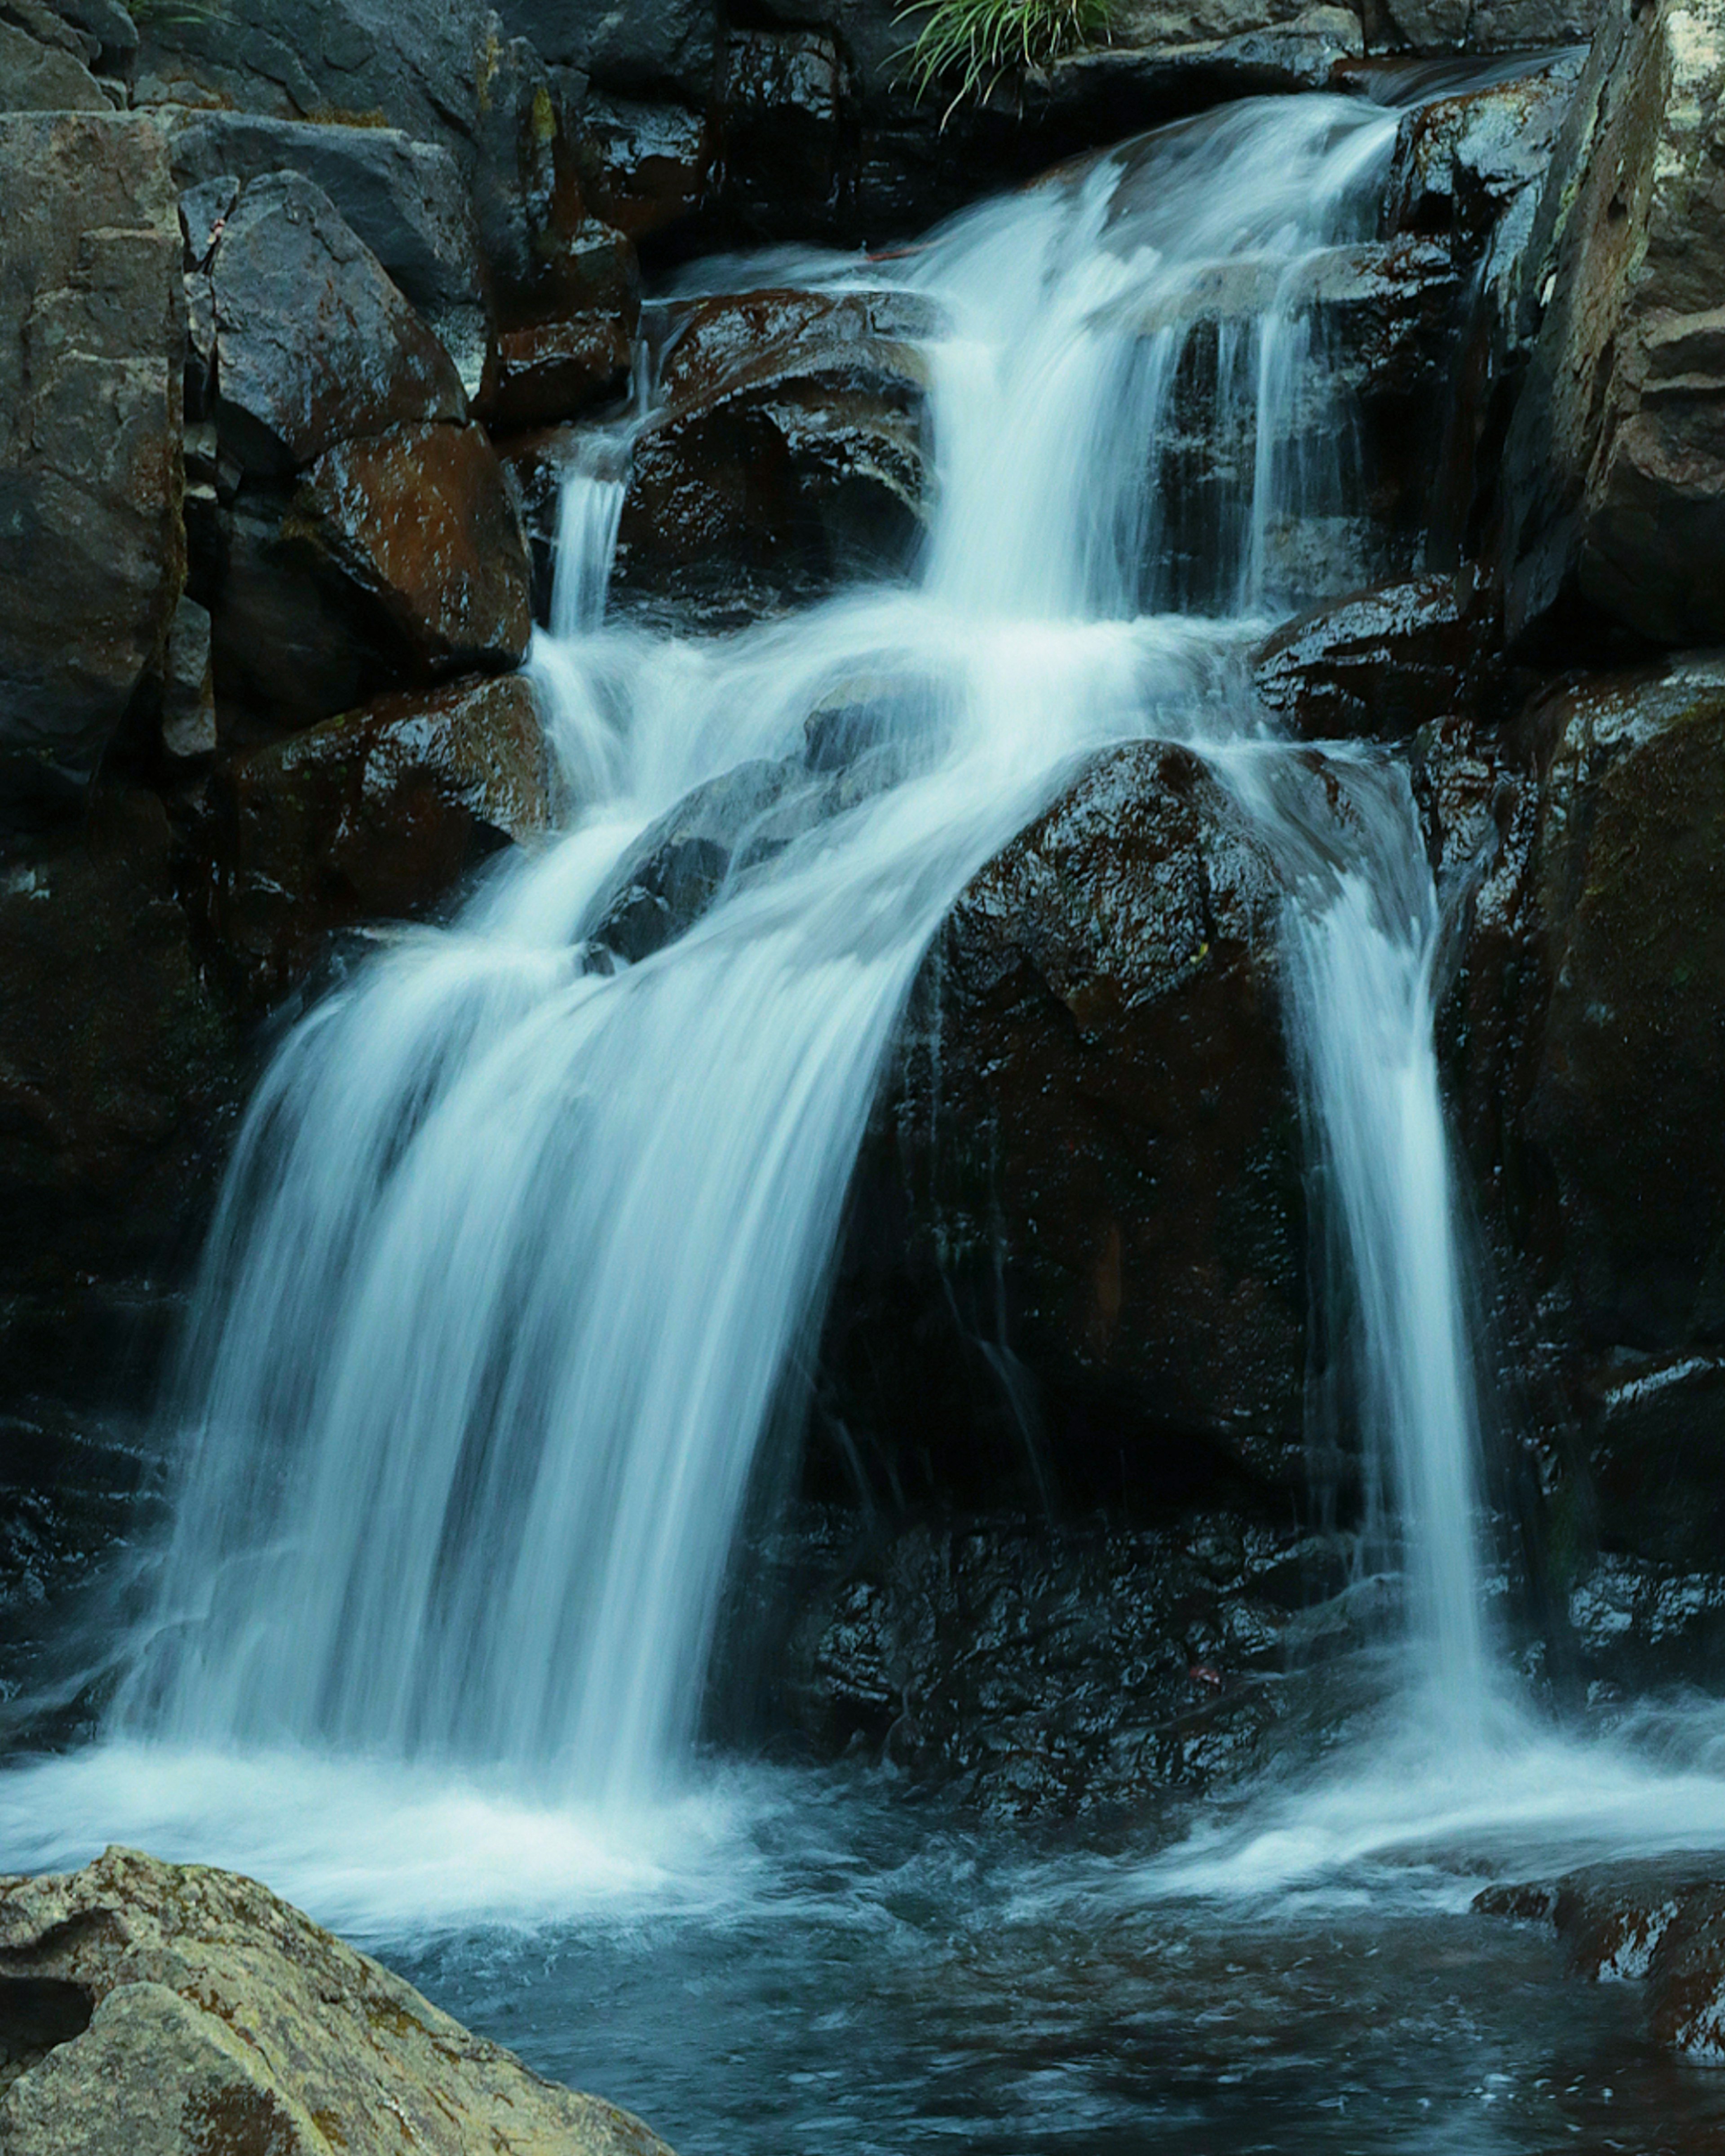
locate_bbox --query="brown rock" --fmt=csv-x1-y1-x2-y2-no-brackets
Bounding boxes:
298,421,534,672
204,671,551,1004
1254,572,1500,739
0,111,184,822
0,1845,675,2156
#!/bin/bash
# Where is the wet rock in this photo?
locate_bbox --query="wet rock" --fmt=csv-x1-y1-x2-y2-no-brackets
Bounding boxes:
297,421,533,675
204,672,551,1005
209,172,466,479
164,112,491,395
1502,0,1725,645
1253,571,1500,739
495,0,717,103
0,1846,674,2154
721,28,855,235
1038,5,1364,132
615,287,932,611
469,29,601,320
770,1505,1338,1816
1573,1352,1725,1576
159,594,215,761
1520,654,1725,1348
0,111,185,825
1374,0,1603,46
0,790,240,1317
1385,57,1581,256
479,218,639,429
1566,1547,1725,1693
1476,1858,1725,2063
819,739,1305,1513
577,93,713,245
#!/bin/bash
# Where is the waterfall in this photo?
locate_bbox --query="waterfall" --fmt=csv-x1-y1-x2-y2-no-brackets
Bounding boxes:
121,89,1496,1804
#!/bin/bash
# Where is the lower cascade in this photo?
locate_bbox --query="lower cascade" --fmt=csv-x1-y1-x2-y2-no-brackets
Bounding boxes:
22,21,1725,2153
126,89,1498,1789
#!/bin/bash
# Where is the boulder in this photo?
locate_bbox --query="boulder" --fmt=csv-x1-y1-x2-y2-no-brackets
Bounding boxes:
575,93,714,245
1502,0,1725,645
203,671,551,1003
297,421,533,673
1520,654,1725,1348
721,27,855,234
208,172,467,478
614,287,933,614
1385,56,1582,257
165,111,491,395
1477,1858,1725,2062
491,0,718,102
0,111,184,824
1253,571,1501,738
0,1845,674,2155
818,739,1305,1512
0,9,113,110
1372,0,1605,45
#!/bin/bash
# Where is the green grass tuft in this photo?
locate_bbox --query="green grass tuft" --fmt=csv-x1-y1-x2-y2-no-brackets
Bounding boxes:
893,0,1112,125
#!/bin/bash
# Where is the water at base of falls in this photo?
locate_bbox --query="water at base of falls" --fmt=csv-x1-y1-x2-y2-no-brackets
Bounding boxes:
16,71,1725,2156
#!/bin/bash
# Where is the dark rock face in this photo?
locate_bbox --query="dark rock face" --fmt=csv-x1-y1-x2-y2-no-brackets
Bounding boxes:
0,4,114,111
495,0,717,102
201,672,551,1007
1477,1859,1725,2062
164,112,491,395
1522,656,1725,1351
209,172,467,477
1502,0,1725,646
0,791,239,1333
820,740,1305,1515
0,111,184,826
771,1506,1332,1815
1254,571,1500,738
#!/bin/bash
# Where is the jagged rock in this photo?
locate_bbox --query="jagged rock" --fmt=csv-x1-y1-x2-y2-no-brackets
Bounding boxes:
1374,0,1604,45
132,0,502,171
0,10,113,110
1385,57,1581,256
1476,1858,1725,2061
1503,0,1725,645
0,789,239,1315
160,594,215,760
203,672,551,1004
209,172,466,478
819,739,1305,1511
721,28,855,234
615,287,933,612
165,112,491,395
0,110,184,826
0,1845,674,2155
1519,654,1725,1348
1253,571,1500,738
297,421,533,673
576,93,713,244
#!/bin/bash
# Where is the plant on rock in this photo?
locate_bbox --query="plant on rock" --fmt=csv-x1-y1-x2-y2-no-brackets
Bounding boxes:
894,0,1111,123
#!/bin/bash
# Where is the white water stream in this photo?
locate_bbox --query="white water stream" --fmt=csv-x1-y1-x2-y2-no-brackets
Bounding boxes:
10,84,1725,1994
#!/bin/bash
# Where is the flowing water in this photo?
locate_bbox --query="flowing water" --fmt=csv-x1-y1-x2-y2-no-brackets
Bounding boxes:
13,77,1725,2155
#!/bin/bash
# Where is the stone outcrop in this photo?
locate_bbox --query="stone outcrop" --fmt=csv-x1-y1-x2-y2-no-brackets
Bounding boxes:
819,739,1305,1513
1502,0,1725,646
0,1845,675,2155
0,110,184,824
1254,572,1501,738
202,672,553,1005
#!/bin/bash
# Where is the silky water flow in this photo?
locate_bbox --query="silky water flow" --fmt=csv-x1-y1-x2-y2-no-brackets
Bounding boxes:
12,79,1725,2156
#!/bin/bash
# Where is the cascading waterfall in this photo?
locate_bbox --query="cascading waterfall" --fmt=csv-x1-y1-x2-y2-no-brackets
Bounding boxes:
118,88,1499,1808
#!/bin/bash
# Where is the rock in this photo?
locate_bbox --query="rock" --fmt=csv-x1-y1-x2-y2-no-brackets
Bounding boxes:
203,672,551,1004
469,29,603,319
132,0,503,174
209,172,467,478
297,421,533,673
0,111,185,826
1385,56,1582,257
1565,1546,1725,1692
1502,0,1725,645
0,790,239,1316
771,1506,1325,1816
615,287,932,613
0,1845,674,2154
160,594,215,760
1476,1858,1725,2063
1373,0,1604,46
721,28,855,235
478,217,639,429
576,93,713,245
1035,5,1363,136
0,13,113,110
1572,1350,1725,1574
1253,571,1501,738
493,0,718,102
819,739,1305,1511
1520,654,1725,1348
164,111,491,396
